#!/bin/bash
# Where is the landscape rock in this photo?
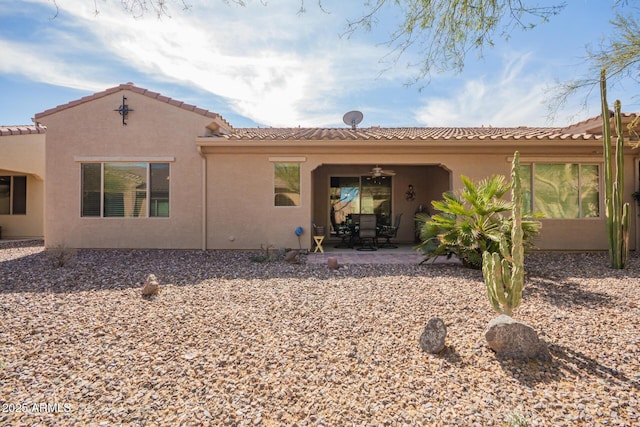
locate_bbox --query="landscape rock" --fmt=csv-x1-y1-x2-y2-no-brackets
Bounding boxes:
419,317,447,354
141,273,160,297
327,257,339,270
485,314,551,361
284,250,301,264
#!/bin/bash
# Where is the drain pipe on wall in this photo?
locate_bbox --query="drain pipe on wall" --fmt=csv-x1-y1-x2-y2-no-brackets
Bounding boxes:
197,146,207,251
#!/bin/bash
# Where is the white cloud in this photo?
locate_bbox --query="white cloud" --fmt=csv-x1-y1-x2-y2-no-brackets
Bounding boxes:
7,0,600,129
2,0,397,127
415,53,562,127
0,39,115,91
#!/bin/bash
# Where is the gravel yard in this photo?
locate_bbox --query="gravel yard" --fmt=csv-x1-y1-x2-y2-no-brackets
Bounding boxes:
1,240,639,426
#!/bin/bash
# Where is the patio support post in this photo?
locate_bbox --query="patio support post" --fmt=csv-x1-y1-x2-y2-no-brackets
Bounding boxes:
198,146,207,251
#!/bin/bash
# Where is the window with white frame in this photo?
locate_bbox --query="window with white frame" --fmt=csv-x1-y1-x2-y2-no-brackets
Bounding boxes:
0,175,27,215
520,163,600,218
81,162,170,217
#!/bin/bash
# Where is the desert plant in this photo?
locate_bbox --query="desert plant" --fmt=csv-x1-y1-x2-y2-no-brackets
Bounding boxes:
46,243,77,268
600,68,630,269
249,244,278,263
482,151,525,316
503,410,530,427
416,173,540,269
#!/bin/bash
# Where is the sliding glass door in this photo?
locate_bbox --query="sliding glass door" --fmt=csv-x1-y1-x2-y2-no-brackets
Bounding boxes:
329,176,392,235
361,176,392,224
330,177,359,230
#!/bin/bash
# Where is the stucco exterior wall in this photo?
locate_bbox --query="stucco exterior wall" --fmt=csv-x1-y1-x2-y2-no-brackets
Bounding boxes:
0,133,45,178
198,139,637,252
205,153,315,250
0,171,44,239
201,150,466,250
0,133,45,239
38,89,215,249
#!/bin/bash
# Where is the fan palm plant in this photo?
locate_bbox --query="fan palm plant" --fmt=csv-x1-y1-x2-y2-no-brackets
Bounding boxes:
416,174,540,269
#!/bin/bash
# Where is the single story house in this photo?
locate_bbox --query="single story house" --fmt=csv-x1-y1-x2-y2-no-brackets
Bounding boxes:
2,83,639,251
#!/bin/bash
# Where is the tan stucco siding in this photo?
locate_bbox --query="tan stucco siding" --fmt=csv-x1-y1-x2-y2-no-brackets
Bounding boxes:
534,219,609,250
198,140,636,252
0,133,45,178
39,90,211,249
205,153,315,250
439,150,634,252
5,79,638,252
201,149,518,250
0,133,45,239
0,171,44,239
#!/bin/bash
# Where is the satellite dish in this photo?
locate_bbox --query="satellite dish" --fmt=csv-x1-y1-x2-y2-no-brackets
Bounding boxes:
343,110,364,130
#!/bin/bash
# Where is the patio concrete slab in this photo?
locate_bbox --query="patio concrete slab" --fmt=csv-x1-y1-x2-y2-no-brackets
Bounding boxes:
305,244,461,265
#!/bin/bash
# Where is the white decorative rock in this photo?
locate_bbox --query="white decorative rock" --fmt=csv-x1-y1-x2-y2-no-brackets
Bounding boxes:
141,274,160,297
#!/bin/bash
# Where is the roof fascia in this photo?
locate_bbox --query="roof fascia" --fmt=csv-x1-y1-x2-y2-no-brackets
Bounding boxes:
195,137,607,157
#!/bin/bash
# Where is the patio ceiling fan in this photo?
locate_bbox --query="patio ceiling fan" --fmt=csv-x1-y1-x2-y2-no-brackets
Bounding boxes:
369,165,396,177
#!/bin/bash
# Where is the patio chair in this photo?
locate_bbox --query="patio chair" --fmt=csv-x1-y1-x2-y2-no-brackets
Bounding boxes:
330,209,352,248
378,213,403,248
356,213,378,251
346,213,361,247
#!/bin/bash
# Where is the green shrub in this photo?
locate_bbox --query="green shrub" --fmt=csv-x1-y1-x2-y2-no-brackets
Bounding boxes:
249,244,278,263
416,173,540,269
46,243,77,268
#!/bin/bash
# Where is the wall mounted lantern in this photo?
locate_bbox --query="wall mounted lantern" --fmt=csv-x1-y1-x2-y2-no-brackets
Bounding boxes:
405,184,416,201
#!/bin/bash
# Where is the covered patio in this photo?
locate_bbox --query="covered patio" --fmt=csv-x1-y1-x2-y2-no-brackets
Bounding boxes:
311,163,451,250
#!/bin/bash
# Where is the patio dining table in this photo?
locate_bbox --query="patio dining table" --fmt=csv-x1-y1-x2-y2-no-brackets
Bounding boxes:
343,222,383,248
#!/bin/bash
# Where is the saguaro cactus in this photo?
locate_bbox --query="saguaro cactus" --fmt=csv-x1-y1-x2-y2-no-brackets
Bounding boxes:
600,69,630,269
482,151,525,316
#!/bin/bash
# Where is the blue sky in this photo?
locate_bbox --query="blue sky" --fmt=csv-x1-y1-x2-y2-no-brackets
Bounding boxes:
0,0,637,128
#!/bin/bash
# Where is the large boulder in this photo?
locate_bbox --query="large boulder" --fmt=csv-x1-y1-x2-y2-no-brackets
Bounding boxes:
485,315,551,361
419,317,447,354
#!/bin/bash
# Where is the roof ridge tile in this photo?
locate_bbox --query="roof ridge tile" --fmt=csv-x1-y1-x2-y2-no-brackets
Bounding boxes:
0,124,47,136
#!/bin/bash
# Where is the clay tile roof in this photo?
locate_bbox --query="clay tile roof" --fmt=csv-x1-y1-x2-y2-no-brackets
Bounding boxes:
0,124,47,136
562,111,640,136
34,83,233,129
219,125,600,141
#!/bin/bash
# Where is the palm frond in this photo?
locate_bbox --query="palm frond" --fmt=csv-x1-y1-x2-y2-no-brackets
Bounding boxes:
416,171,541,269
